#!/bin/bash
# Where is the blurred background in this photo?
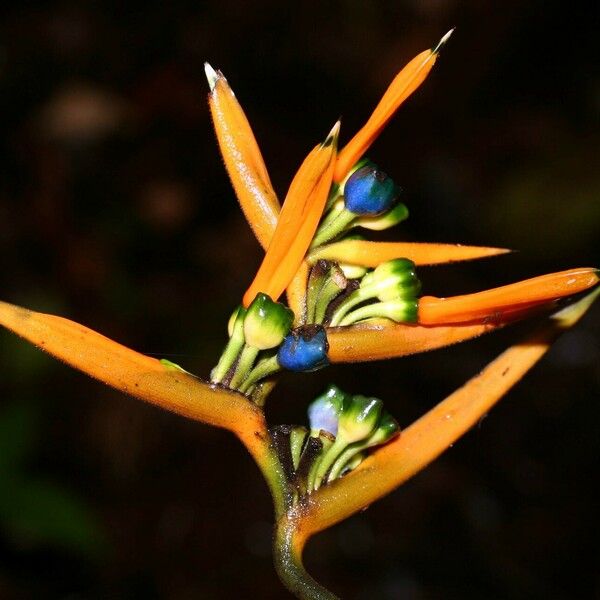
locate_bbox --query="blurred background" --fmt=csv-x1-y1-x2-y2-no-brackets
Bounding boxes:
0,1,598,598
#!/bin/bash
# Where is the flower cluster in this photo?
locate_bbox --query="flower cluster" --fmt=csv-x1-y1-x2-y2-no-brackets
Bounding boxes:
271,384,400,500
1,29,597,600
209,158,422,394
206,30,597,398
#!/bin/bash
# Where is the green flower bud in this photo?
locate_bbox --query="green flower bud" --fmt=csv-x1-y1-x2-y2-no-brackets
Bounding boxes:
243,293,294,350
307,384,347,436
227,305,246,337
337,394,383,444
365,412,400,446
329,259,420,326
312,393,384,488
327,411,400,482
379,299,419,323
361,259,421,301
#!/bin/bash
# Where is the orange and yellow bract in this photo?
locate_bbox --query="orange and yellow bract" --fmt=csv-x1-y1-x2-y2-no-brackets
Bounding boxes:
242,123,338,307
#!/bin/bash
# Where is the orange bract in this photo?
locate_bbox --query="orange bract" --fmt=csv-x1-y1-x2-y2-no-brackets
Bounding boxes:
206,64,280,249
298,289,599,537
243,123,339,307
327,319,501,362
286,260,310,324
309,240,510,267
333,30,453,182
0,300,264,437
418,268,599,325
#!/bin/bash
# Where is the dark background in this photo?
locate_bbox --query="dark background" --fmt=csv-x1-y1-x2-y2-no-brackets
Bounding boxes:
0,1,598,598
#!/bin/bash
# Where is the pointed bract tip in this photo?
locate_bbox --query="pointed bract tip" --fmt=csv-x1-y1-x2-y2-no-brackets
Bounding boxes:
323,120,341,148
551,284,600,329
492,247,513,256
433,28,455,54
204,62,219,91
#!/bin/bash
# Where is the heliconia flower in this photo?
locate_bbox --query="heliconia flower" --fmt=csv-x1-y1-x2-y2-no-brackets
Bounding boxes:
206,33,597,369
337,395,384,444
243,293,294,350
307,384,346,436
1,30,598,599
207,41,597,373
327,411,400,482
360,258,421,301
311,393,384,489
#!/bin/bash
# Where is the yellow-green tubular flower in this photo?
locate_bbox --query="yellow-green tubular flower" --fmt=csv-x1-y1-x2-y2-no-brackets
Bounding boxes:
360,258,421,301
227,304,245,337
244,293,294,350
337,298,419,326
312,394,383,488
337,395,384,443
329,258,420,326
327,412,400,481
211,305,248,382
307,384,347,436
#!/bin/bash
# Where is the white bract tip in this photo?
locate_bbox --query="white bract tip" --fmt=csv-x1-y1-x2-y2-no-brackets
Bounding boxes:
325,120,341,145
433,28,455,54
204,62,219,91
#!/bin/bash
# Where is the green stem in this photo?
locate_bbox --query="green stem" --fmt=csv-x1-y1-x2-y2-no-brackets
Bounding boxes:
211,327,245,382
338,302,382,326
239,354,281,394
328,445,360,482
236,414,291,519
311,209,356,248
229,344,259,389
328,291,366,326
274,513,339,600
312,438,345,489
324,183,341,212
306,433,335,491
260,444,291,519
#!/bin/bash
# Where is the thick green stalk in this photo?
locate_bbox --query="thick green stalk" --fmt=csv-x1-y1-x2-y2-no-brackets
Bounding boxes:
274,511,339,600
236,422,290,519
